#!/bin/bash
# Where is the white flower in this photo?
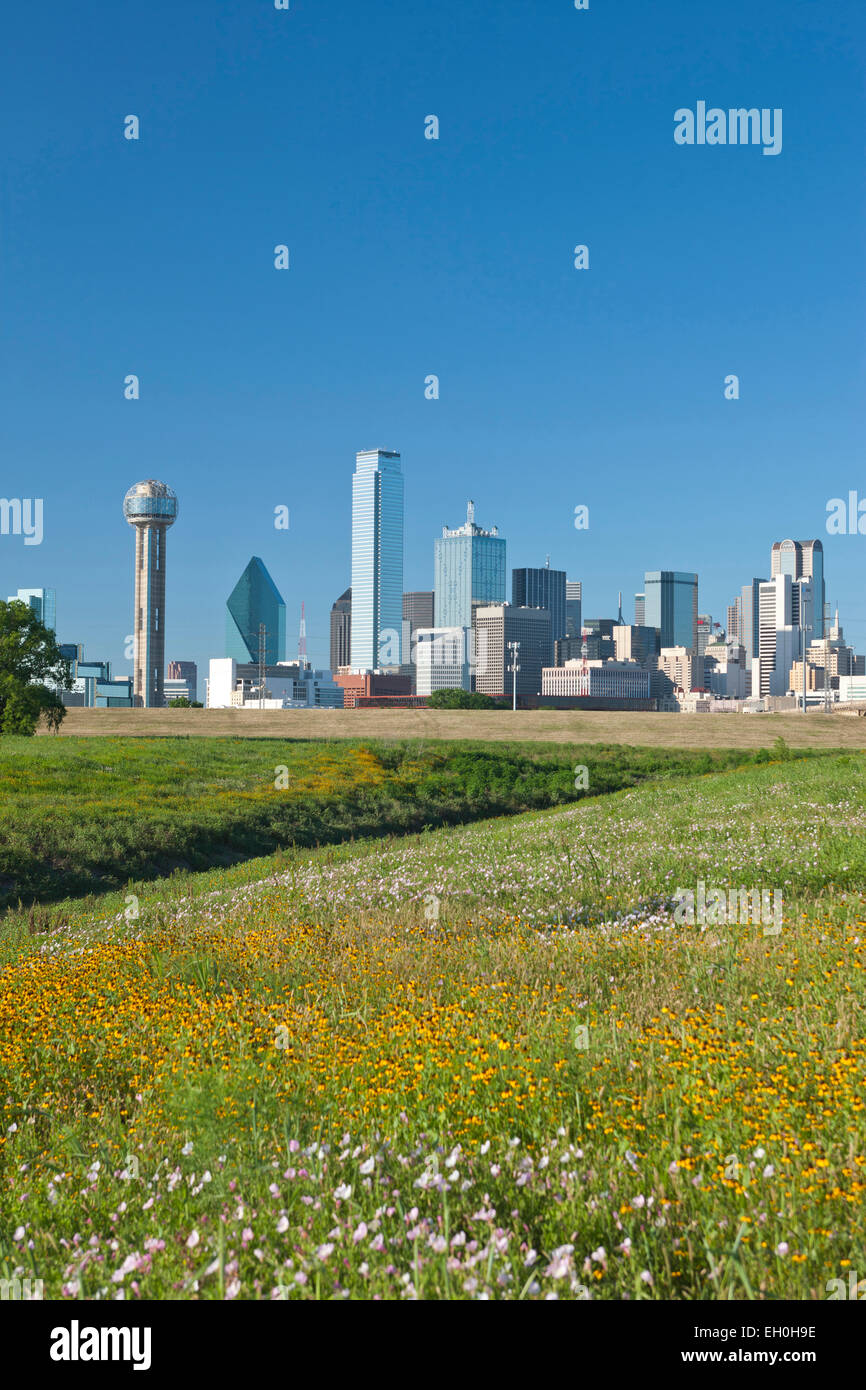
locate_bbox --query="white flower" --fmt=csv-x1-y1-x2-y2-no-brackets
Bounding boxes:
359,1158,375,1176
753,1147,765,1159
315,1243,334,1262
775,1242,789,1257
763,1165,775,1178
524,1249,538,1268
640,1270,653,1285
353,1222,368,1244
591,1246,607,1264
276,1216,289,1234
334,1183,352,1201
186,1229,199,1249
13,1226,25,1242
480,1141,491,1156
182,1142,194,1156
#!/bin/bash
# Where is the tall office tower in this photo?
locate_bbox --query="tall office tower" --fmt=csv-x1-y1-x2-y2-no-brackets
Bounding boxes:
726,596,742,643
634,593,646,627
756,574,813,697
434,500,505,631
697,614,714,657
739,579,766,670
566,580,582,638
6,587,56,632
330,588,352,671
167,660,198,703
771,539,825,637
512,565,566,662
401,590,435,682
644,571,698,651
474,605,552,698
123,481,178,708
226,556,287,665
351,449,404,671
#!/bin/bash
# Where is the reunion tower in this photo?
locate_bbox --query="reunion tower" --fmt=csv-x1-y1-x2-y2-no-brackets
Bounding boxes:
123,480,178,707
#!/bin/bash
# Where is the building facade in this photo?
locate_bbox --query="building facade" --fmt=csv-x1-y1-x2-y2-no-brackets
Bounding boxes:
207,658,341,709
542,660,650,700
474,605,551,698
644,571,698,652
7,587,56,633
415,627,471,696
511,566,566,660
330,588,352,672
226,557,287,666
659,646,704,694
434,501,505,631
167,660,198,704
351,449,404,671
613,624,660,667
771,539,825,637
566,580,583,638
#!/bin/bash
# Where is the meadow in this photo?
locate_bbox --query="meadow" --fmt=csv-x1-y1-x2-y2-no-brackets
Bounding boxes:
0,735,768,910
1,745,864,1300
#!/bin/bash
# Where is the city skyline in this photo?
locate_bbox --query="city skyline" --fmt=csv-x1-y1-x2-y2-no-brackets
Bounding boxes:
1,1,863,679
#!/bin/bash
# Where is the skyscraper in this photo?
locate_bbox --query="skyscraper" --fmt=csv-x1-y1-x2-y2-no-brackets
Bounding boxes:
771,539,825,637
739,579,766,669
634,593,646,626
434,500,505,630
351,449,404,671
226,557,287,665
697,614,714,657
330,588,352,672
512,566,566,661
167,660,198,703
123,481,178,708
644,571,698,651
474,605,551,698
566,580,583,638
6,587,56,632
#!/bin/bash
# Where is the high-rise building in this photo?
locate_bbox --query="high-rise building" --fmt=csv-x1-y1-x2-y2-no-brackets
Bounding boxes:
726,596,742,644
755,574,813,696
659,646,704,694
226,557,287,665
771,539,825,638
738,579,766,669
474,605,551,698
434,501,505,631
512,566,566,661
634,593,646,627
330,588,352,672
123,481,178,708
697,614,714,657
166,660,198,704
581,617,617,661
6,587,56,632
415,627,471,695
644,571,698,651
566,580,583,638
351,449,404,671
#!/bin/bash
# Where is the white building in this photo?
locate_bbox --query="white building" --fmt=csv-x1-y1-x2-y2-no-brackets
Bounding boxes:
206,658,342,709
756,574,812,697
703,640,747,699
838,676,866,703
415,627,471,695
541,659,650,700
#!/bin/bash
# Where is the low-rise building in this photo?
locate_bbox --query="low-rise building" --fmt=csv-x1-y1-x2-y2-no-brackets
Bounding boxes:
541,659,650,700
207,658,342,709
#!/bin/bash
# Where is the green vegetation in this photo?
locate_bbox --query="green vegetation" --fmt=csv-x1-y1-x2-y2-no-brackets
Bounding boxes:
426,688,502,709
0,736,797,910
1,752,864,1299
0,599,69,735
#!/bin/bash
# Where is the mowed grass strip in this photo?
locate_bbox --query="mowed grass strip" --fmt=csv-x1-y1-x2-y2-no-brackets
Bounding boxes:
0,753,864,1300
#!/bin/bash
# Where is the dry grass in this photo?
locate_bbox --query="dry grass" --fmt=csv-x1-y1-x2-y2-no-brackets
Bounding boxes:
42,705,866,749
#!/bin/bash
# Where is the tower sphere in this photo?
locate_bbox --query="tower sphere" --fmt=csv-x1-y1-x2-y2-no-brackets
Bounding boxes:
123,480,178,527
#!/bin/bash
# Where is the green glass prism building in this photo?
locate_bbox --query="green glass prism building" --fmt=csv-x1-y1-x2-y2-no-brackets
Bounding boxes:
226,557,287,665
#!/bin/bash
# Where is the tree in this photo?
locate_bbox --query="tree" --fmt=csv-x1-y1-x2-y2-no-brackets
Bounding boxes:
426,688,498,710
169,696,191,707
0,600,72,735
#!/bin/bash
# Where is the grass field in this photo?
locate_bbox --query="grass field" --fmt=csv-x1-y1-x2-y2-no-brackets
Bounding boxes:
0,735,772,910
44,705,866,749
1,746,864,1300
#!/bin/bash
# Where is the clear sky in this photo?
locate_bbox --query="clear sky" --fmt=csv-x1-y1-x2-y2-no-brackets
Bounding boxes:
1,0,863,676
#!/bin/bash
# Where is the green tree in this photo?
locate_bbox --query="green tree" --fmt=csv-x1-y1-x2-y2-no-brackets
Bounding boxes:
426,688,498,710
169,696,192,707
0,600,72,735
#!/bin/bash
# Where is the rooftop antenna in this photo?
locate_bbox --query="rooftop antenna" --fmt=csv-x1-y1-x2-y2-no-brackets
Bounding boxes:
617,590,623,624
545,554,550,569
298,602,307,667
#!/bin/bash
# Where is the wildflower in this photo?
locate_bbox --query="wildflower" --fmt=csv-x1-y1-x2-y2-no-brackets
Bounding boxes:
334,1183,352,1202
776,1243,789,1257
276,1216,289,1234
640,1270,653,1285
186,1230,200,1250
315,1243,334,1262
353,1222,368,1244
359,1158,375,1176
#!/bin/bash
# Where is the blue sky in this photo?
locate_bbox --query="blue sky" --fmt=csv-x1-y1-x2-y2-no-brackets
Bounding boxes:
1,0,863,676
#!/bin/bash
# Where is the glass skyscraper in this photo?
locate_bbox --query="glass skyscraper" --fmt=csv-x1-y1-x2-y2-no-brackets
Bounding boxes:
434,501,505,630
512,566,566,662
226,557,287,665
6,587,56,632
644,571,698,651
771,539,825,638
351,449,404,671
